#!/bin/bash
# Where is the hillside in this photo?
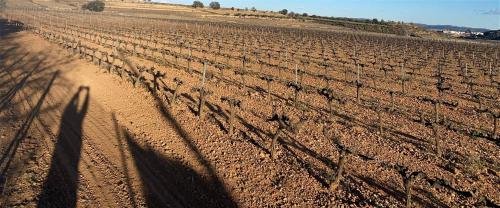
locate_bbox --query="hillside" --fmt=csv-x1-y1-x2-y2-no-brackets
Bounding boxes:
303,16,440,37
6,0,442,38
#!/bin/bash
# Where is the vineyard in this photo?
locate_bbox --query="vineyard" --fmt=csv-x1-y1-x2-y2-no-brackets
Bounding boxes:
1,5,499,208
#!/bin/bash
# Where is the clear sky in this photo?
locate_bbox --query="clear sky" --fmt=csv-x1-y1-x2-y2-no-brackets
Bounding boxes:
155,0,500,29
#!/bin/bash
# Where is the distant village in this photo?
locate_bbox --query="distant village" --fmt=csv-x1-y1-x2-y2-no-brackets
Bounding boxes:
438,29,500,40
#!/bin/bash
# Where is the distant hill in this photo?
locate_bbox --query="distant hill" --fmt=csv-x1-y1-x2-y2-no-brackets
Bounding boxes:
302,17,443,38
417,24,491,32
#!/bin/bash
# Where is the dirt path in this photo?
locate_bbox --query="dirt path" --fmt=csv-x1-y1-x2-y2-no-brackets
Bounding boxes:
0,20,236,208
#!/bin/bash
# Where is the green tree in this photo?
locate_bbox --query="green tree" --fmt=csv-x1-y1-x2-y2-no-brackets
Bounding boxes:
279,9,288,15
209,1,220,9
192,1,204,8
82,0,106,12
82,0,105,12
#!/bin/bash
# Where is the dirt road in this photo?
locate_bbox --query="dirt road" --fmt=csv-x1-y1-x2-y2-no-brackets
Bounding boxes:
0,20,237,208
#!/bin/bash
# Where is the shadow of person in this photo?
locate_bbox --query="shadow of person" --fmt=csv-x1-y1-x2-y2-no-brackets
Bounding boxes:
37,86,89,208
123,130,237,208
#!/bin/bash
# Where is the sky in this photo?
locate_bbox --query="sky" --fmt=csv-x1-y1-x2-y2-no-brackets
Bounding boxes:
155,0,500,29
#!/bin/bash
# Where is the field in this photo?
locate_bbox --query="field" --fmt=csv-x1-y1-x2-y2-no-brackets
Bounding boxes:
0,1,499,208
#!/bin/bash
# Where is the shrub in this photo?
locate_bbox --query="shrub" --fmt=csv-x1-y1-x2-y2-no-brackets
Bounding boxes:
278,9,288,15
251,7,257,12
192,1,204,8
82,0,105,12
209,1,220,9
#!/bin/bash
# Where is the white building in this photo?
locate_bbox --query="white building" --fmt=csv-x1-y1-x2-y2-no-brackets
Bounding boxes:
440,30,466,37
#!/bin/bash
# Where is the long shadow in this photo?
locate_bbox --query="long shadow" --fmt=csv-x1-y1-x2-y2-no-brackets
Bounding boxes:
0,101,63,124
337,176,379,206
281,136,336,169
0,59,43,113
37,86,89,208
111,113,138,208
122,129,236,208
0,46,17,60
117,51,237,207
145,91,238,207
353,174,443,208
280,140,331,188
0,50,28,78
205,100,275,154
0,19,24,37
0,52,31,84
0,71,58,195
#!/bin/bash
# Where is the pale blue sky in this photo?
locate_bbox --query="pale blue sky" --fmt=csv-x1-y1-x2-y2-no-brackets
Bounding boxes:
155,0,500,29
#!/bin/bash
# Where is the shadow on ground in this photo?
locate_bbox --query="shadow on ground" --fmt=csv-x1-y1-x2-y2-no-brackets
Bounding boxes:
116,49,238,207
37,87,89,208
0,18,75,198
118,127,237,207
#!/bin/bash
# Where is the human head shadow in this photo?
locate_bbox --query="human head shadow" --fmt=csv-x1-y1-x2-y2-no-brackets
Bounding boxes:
37,86,89,208
122,129,237,208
